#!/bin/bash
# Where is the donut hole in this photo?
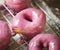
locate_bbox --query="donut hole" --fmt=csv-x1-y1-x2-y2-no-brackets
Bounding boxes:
23,14,32,22
39,42,48,50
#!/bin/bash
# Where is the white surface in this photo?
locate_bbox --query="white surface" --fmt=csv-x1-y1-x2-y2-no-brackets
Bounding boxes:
0,0,4,5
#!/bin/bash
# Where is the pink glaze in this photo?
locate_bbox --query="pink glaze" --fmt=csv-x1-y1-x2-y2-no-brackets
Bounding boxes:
0,20,11,50
5,0,31,12
29,34,60,50
12,8,46,41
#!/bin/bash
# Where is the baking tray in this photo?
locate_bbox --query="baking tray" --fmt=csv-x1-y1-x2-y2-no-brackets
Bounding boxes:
0,0,60,50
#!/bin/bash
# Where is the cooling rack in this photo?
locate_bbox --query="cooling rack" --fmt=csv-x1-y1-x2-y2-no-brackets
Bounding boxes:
0,0,60,50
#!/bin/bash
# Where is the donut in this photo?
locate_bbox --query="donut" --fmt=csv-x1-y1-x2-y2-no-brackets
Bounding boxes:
5,0,31,12
29,34,60,50
0,20,11,50
12,8,46,41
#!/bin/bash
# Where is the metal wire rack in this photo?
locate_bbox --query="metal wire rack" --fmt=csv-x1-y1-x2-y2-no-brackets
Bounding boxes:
0,0,60,50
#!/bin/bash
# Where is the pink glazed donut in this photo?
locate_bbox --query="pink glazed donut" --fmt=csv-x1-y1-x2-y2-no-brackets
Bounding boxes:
0,20,11,50
29,34,60,50
12,8,46,41
5,0,31,12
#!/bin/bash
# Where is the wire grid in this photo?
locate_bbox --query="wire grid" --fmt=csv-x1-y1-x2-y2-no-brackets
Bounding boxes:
0,0,60,50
